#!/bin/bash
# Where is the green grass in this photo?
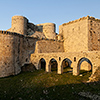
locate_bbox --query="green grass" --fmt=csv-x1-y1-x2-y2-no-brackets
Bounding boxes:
0,68,100,100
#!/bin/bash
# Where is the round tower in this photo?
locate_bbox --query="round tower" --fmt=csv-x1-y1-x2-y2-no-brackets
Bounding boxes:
11,16,28,35
37,23,56,39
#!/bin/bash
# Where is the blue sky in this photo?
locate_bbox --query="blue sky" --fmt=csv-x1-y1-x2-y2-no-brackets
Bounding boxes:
0,0,100,33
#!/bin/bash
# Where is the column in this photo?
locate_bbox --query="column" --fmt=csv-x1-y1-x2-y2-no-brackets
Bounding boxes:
57,61,63,74
73,61,79,76
46,61,51,72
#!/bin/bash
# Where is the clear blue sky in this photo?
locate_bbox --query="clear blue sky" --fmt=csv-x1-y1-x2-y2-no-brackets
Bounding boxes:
0,0,100,33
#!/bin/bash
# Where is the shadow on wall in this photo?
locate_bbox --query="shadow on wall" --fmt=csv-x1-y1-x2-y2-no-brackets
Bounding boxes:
21,63,36,72
38,58,46,70
78,57,92,71
61,58,72,73
49,58,58,71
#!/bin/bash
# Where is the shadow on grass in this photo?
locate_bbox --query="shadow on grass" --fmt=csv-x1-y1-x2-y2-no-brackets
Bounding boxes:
0,70,99,100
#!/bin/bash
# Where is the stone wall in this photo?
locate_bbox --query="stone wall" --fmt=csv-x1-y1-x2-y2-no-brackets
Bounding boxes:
37,23,56,39
35,40,64,53
0,31,38,77
0,31,16,77
59,17,88,52
20,36,37,66
88,17,100,51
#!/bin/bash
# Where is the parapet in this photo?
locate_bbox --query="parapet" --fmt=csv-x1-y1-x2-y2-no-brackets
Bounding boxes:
61,16,100,26
62,16,88,26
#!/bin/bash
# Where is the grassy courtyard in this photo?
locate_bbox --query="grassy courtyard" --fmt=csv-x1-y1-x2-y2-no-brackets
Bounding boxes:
0,68,100,100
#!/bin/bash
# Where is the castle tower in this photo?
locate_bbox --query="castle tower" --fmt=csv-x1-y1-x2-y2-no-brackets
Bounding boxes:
37,23,56,39
11,16,28,35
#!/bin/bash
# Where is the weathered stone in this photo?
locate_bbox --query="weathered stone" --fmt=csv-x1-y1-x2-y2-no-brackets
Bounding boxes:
0,15,100,80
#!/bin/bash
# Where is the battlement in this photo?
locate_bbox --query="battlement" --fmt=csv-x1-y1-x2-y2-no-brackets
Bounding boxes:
12,15,28,21
62,16,100,26
0,30,40,40
0,30,24,36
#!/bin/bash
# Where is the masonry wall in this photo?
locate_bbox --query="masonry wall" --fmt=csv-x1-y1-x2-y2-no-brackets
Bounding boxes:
20,37,37,66
35,40,64,53
0,31,38,77
0,31,15,77
60,17,88,52
88,17,100,51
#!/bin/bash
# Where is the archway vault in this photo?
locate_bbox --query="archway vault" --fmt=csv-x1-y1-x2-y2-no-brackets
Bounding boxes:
49,58,58,72
77,57,92,73
61,58,73,73
38,58,46,70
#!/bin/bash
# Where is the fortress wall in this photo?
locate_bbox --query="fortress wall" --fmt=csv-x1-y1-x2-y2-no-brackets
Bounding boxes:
60,18,88,52
35,40,64,53
88,17,100,51
37,23,56,39
20,37,37,66
0,31,38,77
0,31,15,77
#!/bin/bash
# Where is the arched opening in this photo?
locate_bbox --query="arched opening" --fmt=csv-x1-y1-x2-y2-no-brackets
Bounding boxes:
38,58,46,70
61,58,72,73
78,57,92,75
49,58,58,72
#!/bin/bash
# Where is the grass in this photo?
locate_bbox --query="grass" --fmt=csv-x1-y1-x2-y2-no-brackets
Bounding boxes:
0,67,100,100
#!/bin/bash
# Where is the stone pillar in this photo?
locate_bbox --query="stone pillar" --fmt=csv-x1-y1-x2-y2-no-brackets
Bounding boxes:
46,61,51,72
57,61,63,74
73,61,79,76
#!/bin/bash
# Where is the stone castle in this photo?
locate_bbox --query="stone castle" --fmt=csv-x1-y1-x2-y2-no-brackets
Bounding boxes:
0,15,100,79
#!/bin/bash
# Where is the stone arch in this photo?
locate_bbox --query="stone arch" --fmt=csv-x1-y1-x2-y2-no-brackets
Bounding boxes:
49,58,58,72
38,58,46,70
61,58,72,68
61,58,72,73
78,57,92,74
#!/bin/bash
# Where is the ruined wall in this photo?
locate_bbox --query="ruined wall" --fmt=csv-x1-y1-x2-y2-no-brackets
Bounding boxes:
88,17,100,51
35,40,64,53
60,17,88,52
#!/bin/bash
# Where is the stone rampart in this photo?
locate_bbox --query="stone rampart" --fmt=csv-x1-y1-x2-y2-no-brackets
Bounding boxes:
35,39,64,53
0,31,38,77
